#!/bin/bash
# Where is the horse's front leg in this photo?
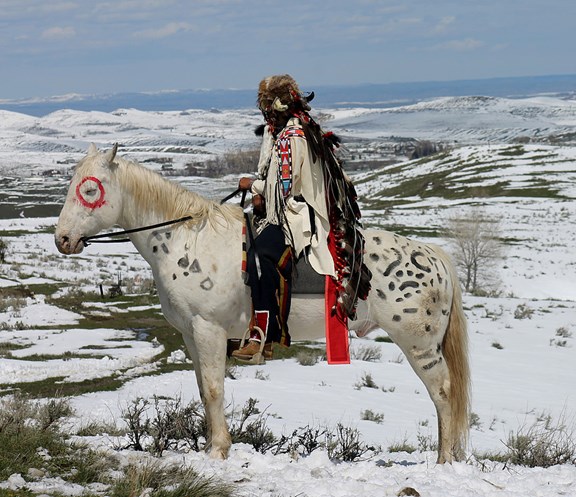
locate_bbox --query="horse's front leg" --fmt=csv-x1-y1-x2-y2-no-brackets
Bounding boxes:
182,315,231,459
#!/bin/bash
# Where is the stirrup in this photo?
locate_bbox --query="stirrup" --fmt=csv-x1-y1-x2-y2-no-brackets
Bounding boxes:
234,326,268,365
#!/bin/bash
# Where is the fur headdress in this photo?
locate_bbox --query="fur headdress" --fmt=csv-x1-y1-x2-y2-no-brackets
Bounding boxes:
257,74,312,117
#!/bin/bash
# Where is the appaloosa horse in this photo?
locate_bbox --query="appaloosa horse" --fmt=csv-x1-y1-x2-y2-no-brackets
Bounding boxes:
55,144,470,463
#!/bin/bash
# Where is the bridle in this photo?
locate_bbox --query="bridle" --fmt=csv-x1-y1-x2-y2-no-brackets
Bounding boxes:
80,188,245,247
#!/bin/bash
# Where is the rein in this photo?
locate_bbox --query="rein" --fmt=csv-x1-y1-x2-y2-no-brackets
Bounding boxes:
81,188,244,247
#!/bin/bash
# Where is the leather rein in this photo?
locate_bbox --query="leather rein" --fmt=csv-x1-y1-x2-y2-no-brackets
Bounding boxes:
80,188,244,247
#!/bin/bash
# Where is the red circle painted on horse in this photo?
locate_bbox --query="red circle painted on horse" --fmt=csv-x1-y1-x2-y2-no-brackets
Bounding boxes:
76,176,106,209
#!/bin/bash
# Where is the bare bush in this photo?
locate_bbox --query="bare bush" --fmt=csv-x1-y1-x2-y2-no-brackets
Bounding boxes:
351,344,382,362
122,397,151,452
504,413,576,467
273,425,328,457
354,372,379,390
119,396,380,462
514,303,534,320
296,350,321,366
361,409,385,424
326,423,379,462
228,398,276,453
121,396,207,455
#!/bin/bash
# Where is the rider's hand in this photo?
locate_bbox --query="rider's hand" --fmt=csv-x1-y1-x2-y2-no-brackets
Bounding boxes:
253,194,265,216
238,177,254,192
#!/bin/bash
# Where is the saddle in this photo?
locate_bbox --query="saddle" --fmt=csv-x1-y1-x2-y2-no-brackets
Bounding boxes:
293,256,325,294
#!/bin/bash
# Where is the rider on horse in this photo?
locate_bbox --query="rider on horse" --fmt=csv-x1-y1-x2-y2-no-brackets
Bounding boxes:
233,74,371,361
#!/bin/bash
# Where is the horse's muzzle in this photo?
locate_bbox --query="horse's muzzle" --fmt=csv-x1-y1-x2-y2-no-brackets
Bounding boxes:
54,233,84,255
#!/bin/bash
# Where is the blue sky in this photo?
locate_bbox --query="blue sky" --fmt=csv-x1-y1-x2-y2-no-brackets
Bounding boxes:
1,0,575,99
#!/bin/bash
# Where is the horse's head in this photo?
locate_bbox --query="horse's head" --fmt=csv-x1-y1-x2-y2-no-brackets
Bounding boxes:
55,143,123,255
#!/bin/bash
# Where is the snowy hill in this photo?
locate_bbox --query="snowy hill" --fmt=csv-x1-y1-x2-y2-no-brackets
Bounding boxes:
329,95,576,145
0,93,575,177
355,143,576,208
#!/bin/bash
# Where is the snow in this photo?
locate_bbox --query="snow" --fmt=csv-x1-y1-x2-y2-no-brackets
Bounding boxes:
1,96,576,495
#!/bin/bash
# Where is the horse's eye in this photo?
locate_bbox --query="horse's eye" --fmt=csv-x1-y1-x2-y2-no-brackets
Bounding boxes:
84,187,97,196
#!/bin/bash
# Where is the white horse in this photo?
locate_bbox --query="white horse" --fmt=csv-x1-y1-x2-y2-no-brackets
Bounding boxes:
55,144,470,463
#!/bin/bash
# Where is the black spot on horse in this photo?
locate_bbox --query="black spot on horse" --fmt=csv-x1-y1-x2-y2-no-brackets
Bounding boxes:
393,315,401,322
423,359,440,370
383,248,402,276
403,308,418,314
411,251,431,273
399,281,419,291
161,243,169,254
373,236,381,245
370,253,379,261
376,289,386,300
389,281,395,291
177,255,189,268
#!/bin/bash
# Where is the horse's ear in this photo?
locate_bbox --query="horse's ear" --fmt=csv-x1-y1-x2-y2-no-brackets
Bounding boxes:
87,143,99,155
104,143,119,165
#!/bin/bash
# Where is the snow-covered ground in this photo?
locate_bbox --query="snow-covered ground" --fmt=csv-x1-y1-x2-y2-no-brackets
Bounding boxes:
1,96,576,496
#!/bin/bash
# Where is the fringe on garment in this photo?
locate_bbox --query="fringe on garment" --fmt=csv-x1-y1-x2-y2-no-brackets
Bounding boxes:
298,113,372,320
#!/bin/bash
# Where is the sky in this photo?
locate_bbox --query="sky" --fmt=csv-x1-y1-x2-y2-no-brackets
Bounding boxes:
1,0,575,100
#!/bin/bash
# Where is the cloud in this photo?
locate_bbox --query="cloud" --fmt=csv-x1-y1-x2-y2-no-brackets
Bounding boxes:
433,38,484,51
433,16,456,34
0,1,78,19
41,26,76,39
132,22,195,39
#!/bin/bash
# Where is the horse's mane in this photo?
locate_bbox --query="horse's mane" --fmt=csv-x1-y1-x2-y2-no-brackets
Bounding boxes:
113,156,243,226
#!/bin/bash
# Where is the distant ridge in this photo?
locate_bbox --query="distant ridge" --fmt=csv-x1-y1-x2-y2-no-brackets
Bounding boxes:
1,74,575,117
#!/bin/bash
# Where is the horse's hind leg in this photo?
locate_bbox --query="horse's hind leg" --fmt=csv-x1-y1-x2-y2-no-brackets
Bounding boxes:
403,345,456,463
182,316,231,459
401,296,470,463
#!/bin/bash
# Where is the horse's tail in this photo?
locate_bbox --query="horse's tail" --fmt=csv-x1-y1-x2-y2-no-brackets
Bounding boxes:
442,259,471,460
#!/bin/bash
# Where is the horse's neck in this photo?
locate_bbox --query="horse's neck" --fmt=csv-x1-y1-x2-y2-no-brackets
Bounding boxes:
113,161,238,265
115,163,167,229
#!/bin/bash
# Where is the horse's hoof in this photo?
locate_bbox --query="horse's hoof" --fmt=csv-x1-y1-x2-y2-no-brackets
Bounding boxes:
208,447,228,460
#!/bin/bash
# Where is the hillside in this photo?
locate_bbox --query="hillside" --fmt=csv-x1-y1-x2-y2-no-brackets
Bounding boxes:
355,143,576,210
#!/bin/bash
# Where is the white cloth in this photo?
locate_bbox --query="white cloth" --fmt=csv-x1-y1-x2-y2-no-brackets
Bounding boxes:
251,118,335,277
